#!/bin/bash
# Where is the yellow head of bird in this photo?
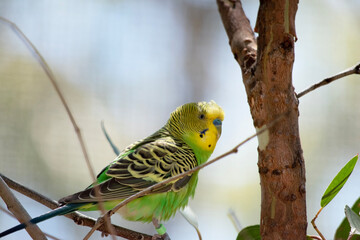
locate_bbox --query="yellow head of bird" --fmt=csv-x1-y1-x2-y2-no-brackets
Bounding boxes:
167,101,224,153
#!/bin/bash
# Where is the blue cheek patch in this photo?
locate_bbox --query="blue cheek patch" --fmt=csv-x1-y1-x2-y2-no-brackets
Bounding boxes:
199,128,209,138
200,129,209,135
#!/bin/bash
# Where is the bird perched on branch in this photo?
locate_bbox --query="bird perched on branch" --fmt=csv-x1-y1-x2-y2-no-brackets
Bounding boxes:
0,101,224,239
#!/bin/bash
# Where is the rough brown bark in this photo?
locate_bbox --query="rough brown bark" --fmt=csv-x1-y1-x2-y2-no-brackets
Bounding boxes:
217,0,307,239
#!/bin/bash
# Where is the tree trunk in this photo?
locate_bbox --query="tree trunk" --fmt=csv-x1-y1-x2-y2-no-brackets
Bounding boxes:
217,1,307,239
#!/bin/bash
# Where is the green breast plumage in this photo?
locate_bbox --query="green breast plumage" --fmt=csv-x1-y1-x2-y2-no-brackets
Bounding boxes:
118,171,199,222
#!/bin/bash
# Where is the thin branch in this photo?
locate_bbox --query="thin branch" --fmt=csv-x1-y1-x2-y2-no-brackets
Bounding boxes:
307,236,322,240
0,174,152,240
0,205,61,240
228,209,242,233
0,176,47,240
311,207,326,240
0,16,116,239
83,215,117,240
297,62,360,98
0,174,59,209
83,222,99,240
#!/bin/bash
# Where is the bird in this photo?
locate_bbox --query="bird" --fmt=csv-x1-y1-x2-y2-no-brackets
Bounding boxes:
0,100,224,238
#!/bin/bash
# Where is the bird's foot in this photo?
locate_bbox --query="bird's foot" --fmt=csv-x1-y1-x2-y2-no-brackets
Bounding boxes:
152,218,171,240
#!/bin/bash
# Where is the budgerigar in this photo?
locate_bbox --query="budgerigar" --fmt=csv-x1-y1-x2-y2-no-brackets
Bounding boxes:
0,101,224,238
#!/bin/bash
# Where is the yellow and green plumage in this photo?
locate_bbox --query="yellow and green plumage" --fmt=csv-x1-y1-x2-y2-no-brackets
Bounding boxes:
0,101,224,237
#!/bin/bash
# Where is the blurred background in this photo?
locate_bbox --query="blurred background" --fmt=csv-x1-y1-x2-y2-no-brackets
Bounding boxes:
0,0,360,239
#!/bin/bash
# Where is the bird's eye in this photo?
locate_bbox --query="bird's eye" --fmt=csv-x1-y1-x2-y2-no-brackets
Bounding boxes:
199,114,205,120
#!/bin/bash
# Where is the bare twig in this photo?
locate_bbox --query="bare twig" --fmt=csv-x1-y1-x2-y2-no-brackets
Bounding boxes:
0,174,59,209
0,174,152,240
83,222,99,240
311,207,326,240
228,209,242,233
0,16,116,239
308,236,323,240
83,215,115,240
297,62,360,98
0,205,60,240
0,176,47,240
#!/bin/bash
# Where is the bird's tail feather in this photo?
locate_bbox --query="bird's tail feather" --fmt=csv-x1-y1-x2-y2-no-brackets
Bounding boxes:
0,203,82,238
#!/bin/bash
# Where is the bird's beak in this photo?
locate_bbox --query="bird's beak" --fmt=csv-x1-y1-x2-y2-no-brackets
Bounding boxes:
213,118,222,139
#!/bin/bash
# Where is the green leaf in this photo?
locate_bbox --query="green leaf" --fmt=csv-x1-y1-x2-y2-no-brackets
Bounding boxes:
335,198,360,240
345,205,360,234
236,225,260,240
321,155,358,208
